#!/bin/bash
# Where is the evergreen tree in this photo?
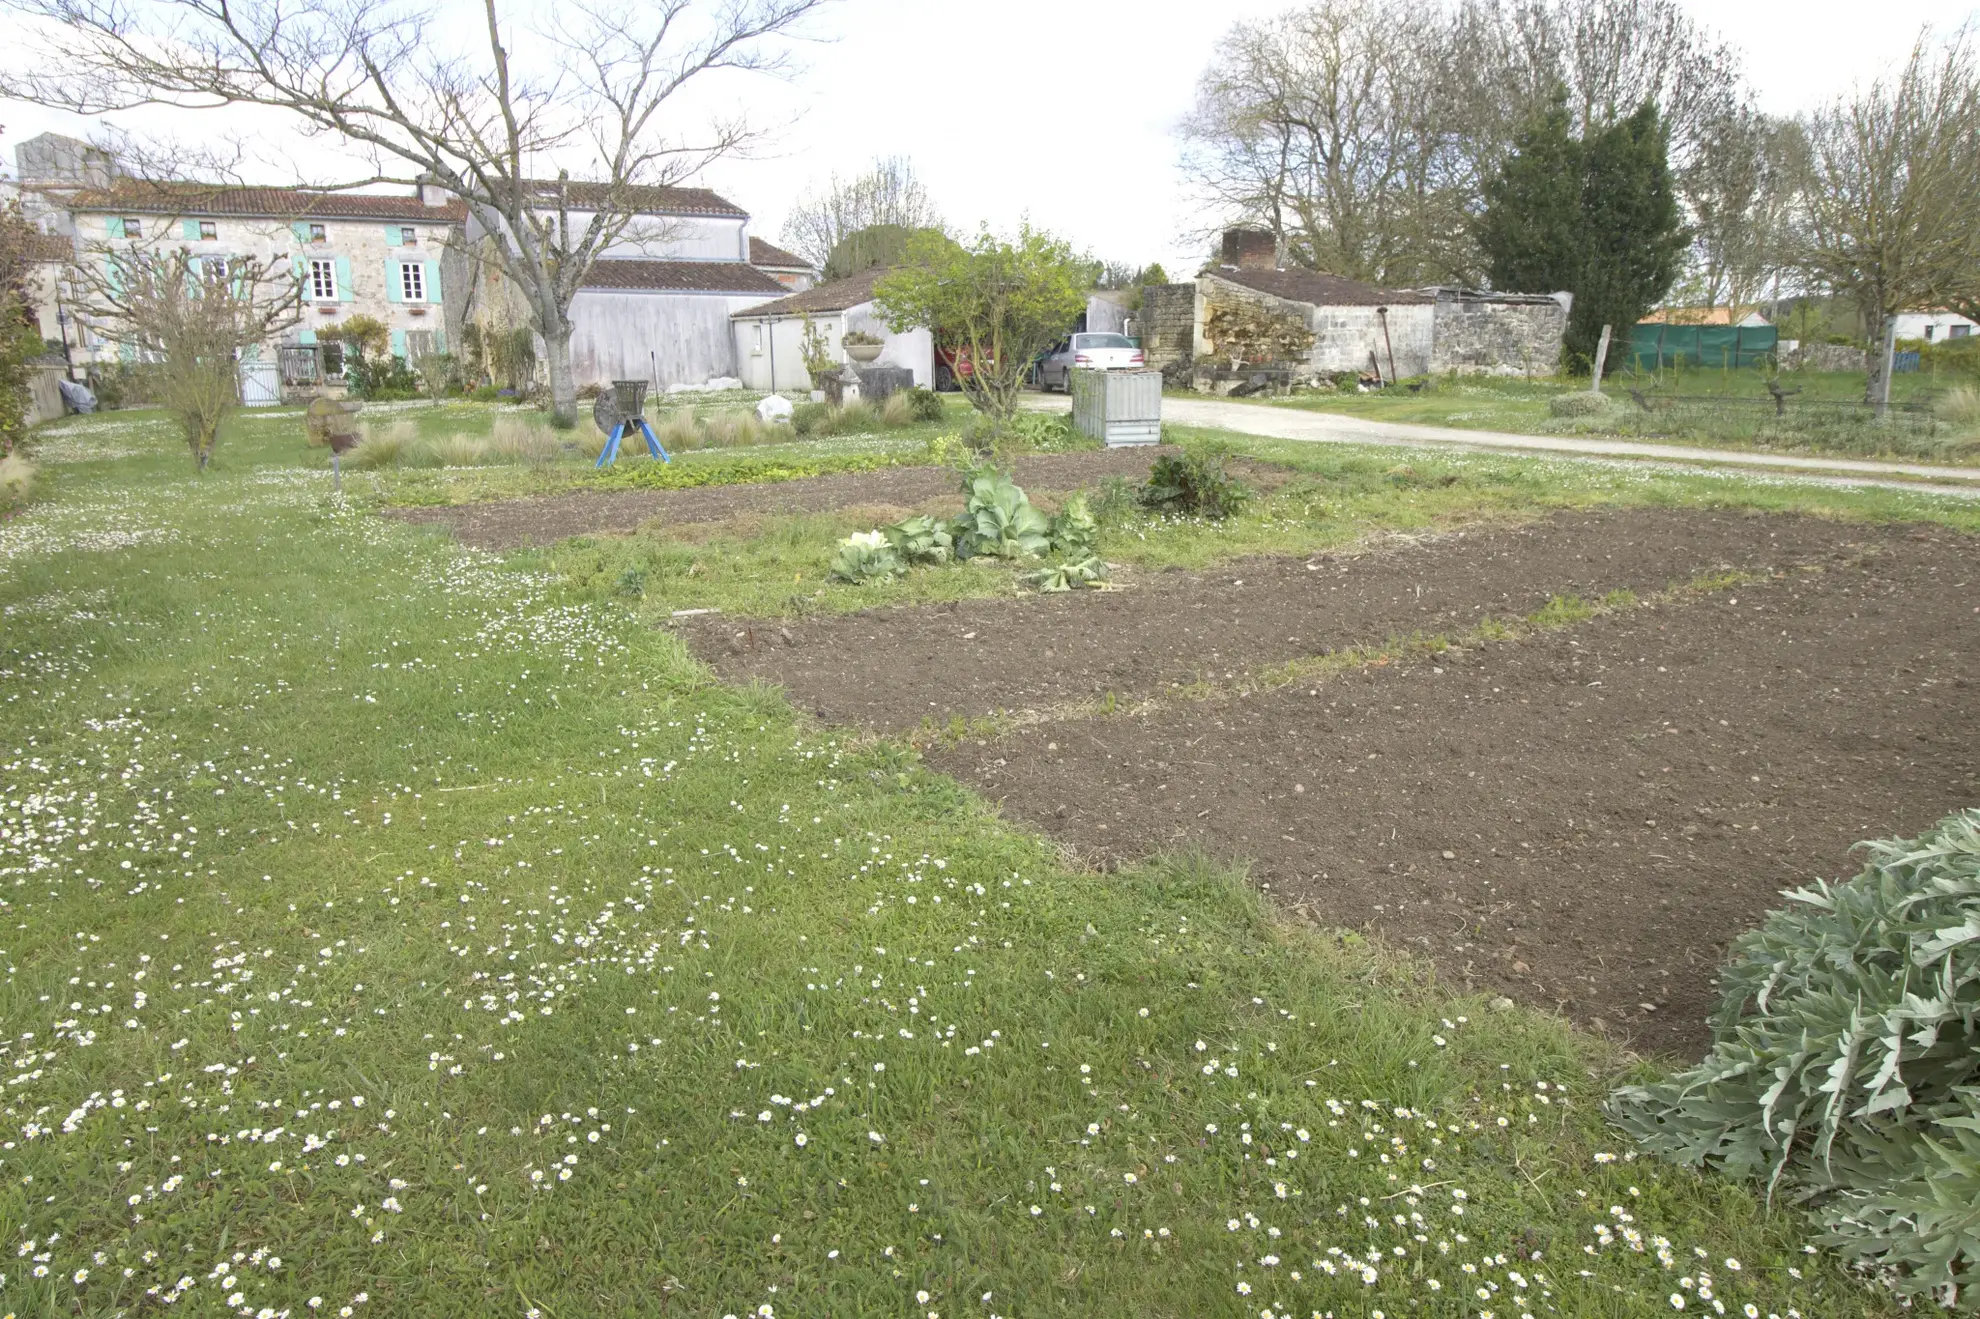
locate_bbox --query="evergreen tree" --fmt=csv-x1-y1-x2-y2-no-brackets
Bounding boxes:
1479,92,1686,371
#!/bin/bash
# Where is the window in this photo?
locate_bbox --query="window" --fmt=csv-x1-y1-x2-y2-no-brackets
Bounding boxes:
308,223,326,243
1075,333,1134,349
1952,324,1973,339
321,341,346,378
405,329,435,359
307,258,338,301
398,261,426,302
400,226,417,246
122,216,142,239
199,220,218,241
1925,325,1936,341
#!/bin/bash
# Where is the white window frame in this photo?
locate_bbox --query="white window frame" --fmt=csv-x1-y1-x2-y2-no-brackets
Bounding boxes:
307,257,338,302
398,260,426,303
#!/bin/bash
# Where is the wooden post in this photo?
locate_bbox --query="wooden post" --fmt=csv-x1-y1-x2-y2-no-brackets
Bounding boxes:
1590,324,1612,392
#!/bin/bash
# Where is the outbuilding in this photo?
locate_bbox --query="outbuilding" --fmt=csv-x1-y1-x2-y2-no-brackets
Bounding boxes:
729,268,933,395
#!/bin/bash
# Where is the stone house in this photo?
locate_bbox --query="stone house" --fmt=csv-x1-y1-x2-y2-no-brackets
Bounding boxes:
728,267,933,394
10,131,471,378
458,181,813,388
1144,228,1568,386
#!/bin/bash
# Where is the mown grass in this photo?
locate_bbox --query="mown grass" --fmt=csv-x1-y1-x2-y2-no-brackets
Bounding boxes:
0,408,1923,1317
1233,369,1980,463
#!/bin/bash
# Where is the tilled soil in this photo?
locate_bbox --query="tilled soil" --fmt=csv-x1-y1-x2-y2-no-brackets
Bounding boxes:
385,447,1187,550
925,530,1980,1054
680,508,1980,1055
690,508,1903,732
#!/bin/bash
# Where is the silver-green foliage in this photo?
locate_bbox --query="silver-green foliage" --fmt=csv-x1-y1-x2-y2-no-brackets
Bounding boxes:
953,468,1051,560
1608,808,1980,1309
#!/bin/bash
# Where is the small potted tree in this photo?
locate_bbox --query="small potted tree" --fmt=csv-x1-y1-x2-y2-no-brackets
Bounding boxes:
842,330,885,364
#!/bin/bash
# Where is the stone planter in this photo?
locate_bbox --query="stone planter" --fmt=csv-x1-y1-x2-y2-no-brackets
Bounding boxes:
844,342,884,364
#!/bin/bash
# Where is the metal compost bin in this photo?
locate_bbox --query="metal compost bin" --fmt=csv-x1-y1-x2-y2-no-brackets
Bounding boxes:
1070,368,1162,447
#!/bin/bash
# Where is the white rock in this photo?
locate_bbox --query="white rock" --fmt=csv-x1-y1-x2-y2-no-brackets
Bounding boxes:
755,395,795,423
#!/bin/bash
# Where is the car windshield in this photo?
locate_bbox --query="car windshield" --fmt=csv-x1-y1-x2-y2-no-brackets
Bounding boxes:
1076,334,1133,349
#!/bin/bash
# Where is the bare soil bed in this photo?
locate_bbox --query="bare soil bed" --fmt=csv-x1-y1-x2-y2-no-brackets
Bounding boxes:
684,510,1980,1055
690,508,1898,730
385,447,1186,550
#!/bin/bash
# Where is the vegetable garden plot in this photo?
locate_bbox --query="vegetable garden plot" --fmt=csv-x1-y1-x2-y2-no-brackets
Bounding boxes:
929,528,1980,1055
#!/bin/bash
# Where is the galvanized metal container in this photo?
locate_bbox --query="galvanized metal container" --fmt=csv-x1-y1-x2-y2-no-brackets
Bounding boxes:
1070,368,1162,447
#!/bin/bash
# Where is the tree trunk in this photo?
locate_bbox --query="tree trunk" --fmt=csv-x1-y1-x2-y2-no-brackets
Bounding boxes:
544,322,578,426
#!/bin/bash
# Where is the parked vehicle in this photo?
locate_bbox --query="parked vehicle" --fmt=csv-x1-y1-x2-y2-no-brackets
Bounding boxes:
1036,332,1144,391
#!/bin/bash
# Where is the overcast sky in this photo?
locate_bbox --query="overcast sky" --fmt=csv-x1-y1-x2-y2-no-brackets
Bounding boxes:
4,0,1975,273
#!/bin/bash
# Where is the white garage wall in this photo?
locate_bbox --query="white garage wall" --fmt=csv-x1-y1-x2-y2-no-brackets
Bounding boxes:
568,290,779,388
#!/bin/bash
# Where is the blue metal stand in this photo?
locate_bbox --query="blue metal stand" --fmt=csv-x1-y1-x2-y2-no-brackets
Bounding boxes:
594,418,670,468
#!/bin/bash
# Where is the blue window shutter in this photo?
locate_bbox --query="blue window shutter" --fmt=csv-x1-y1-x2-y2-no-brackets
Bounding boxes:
298,329,317,346
103,256,123,296
425,261,442,304
106,216,125,238
384,260,401,303
390,329,407,358
334,256,354,302
291,221,312,244
385,225,404,246
182,218,201,241
119,341,135,363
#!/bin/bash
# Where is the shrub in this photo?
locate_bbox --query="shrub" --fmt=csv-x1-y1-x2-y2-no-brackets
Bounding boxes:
1608,808,1980,1309
791,401,830,436
1141,450,1250,519
904,387,945,422
1547,390,1614,418
470,385,503,403
0,453,35,515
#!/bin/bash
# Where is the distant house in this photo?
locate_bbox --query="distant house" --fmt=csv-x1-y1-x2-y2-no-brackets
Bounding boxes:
1141,228,1567,384
11,128,470,376
460,181,801,388
1892,309,1977,342
1640,305,1772,329
729,268,932,394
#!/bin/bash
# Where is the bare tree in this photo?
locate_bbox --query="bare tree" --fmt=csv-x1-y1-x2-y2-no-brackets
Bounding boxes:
0,0,827,424
67,244,299,469
1677,110,1809,313
1179,0,1747,288
1798,23,1980,402
779,156,943,273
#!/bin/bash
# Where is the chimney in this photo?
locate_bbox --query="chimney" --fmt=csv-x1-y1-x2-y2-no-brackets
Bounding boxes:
1221,227,1278,271
416,174,451,207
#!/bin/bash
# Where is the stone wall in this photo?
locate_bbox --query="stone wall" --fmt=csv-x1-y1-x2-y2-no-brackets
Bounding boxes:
1139,284,1197,375
1197,273,1434,380
1428,293,1566,375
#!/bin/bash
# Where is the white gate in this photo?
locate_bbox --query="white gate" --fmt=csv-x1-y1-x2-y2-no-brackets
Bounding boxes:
239,359,282,406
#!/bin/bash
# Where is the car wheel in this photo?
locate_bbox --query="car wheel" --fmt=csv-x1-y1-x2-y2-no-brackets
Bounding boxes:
934,362,955,392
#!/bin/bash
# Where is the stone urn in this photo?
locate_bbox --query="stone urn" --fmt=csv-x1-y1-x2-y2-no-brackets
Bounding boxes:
844,342,884,364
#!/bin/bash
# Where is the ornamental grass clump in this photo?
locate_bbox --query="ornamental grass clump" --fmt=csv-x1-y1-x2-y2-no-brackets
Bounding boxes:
1608,807,1980,1310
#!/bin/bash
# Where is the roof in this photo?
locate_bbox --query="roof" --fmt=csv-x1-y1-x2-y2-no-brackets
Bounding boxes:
748,235,811,270
729,266,892,319
1639,305,1769,326
65,182,468,223
580,259,787,294
524,180,746,218
1205,266,1432,308
24,232,73,263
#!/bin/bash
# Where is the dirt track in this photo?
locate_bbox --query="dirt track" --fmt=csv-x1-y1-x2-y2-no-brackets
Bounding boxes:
684,509,1980,1055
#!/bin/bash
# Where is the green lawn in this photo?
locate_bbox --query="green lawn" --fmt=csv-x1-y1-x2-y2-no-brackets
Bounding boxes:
1225,369,1980,465
0,406,1944,1318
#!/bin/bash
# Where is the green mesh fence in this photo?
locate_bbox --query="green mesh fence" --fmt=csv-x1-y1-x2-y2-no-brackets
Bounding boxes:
1625,323,1780,370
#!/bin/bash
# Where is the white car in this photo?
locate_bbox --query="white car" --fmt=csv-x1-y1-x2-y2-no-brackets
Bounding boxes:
1038,332,1145,390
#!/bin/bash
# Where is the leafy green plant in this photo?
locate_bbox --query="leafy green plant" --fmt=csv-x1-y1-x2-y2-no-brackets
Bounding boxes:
1047,492,1100,557
904,387,946,422
1608,808,1980,1309
881,515,953,565
953,466,1051,560
1141,450,1251,519
1024,553,1108,592
826,529,904,584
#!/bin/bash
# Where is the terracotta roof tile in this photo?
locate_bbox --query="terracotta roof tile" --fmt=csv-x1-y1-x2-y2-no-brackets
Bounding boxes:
580,259,787,294
748,235,811,269
1205,266,1432,308
728,267,890,319
67,182,467,223
523,180,747,218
